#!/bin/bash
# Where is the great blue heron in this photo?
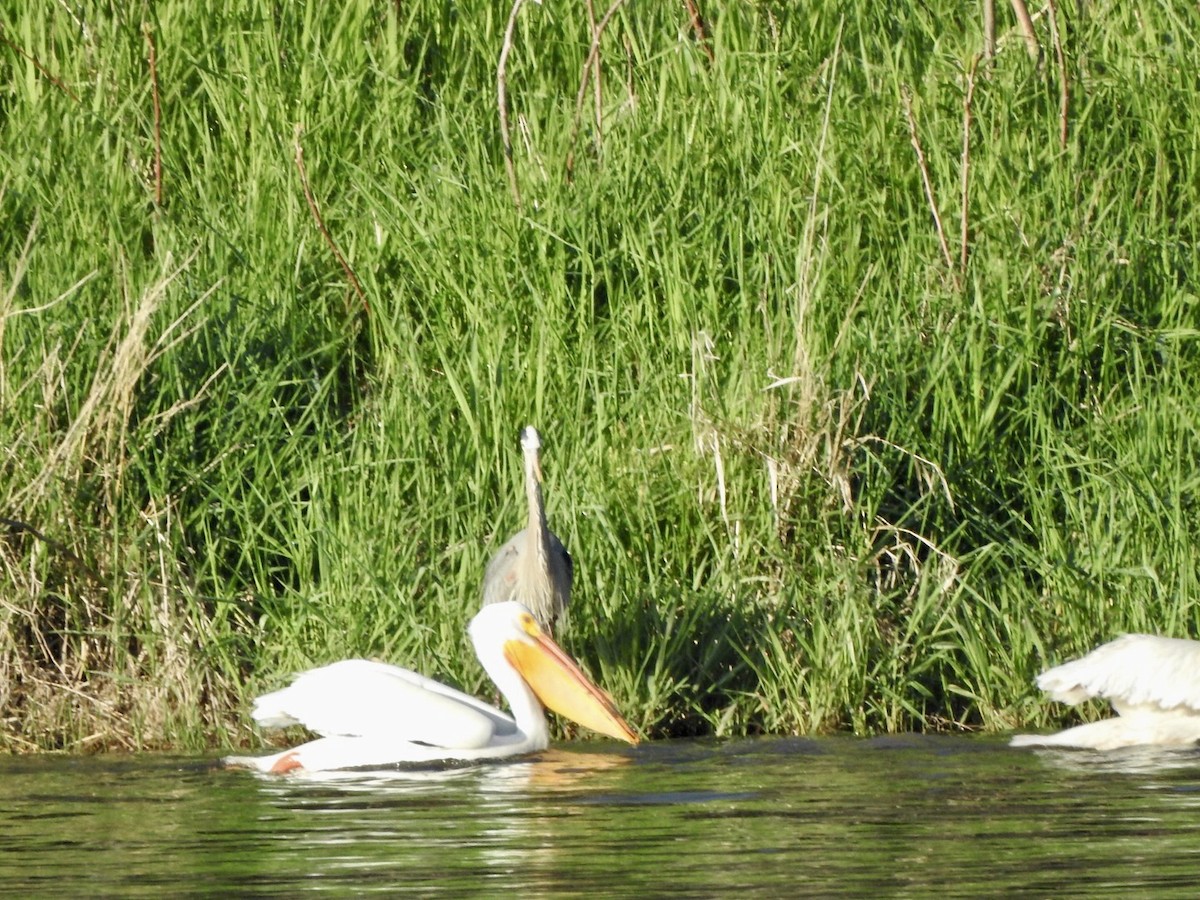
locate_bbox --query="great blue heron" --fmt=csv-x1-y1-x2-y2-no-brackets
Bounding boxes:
225,601,637,773
1010,634,1200,749
481,426,573,632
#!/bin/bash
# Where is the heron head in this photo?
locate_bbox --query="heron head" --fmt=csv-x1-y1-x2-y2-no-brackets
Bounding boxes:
520,426,541,452
520,426,544,483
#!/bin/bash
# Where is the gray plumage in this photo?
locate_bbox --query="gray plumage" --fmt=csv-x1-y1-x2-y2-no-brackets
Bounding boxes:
481,426,572,632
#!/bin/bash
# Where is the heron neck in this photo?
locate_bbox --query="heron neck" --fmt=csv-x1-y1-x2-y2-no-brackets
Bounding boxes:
524,453,549,556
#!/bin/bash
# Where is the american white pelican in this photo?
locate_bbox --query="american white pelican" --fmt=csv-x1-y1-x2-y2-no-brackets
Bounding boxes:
225,601,638,774
1011,634,1200,749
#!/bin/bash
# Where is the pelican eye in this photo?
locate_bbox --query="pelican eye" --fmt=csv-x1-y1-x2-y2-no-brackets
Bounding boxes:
518,612,539,634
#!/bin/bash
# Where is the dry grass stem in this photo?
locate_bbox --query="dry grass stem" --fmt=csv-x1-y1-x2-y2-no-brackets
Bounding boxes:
566,0,628,178
1047,0,1069,148
144,24,163,206
497,0,529,209
0,23,78,100
793,35,841,391
0,217,38,400
586,0,603,156
293,124,368,313
902,86,956,276
960,56,980,274
983,0,996,59
1010,0,1041,62
682,0,715,63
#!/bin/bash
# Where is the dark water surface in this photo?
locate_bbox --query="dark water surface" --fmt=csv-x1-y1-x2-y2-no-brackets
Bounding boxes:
4,735,1200,896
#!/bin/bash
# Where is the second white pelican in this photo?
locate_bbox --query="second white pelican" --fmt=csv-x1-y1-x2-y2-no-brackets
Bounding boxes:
225,601,638,774
1011,634,1200,749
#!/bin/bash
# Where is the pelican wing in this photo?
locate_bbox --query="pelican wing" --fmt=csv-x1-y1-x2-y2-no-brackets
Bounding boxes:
252,659,516,750
1037,634,1200,713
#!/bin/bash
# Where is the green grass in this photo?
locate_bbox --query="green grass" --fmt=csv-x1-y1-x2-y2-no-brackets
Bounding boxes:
3,0,1200,751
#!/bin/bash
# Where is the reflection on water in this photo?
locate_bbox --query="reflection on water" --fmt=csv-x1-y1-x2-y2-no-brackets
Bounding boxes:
3,736,1200,895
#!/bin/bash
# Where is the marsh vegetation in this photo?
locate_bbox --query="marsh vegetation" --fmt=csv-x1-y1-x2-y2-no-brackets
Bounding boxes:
2,1,1198,751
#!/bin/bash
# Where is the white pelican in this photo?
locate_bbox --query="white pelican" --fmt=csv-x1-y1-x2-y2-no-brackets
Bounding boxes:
1011,634,1200,749
225,601,638,774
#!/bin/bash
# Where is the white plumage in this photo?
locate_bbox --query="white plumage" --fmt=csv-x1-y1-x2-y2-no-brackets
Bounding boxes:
225,601,637,774
248,659,514,749
1011,634,1200,750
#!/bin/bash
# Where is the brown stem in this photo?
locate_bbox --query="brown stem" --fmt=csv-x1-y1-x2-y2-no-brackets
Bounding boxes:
293,125,368,314
982,0,996,60
587,0,604,158
1047,0,1069,148
0,23,78,101
901,87,955,274
1010,0,1041,62
682,0,714,63
1,517,101,582
497,0,528,209
144,24,163,207
960,56,980,275
566,0,627,178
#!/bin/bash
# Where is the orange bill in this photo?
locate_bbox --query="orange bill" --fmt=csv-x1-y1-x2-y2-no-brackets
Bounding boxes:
505,626,638,744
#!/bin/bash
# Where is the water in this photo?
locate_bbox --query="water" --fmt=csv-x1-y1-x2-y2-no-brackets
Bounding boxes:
4,736,1200,896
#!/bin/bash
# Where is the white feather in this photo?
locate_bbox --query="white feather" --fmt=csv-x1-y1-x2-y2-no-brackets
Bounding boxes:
1034,634,1200,712
224,601,636,774
249,659,514,749
1012,634,1200,749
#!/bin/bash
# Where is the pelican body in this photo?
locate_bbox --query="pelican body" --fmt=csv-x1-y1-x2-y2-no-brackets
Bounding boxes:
482,426,572,632
225,601,637,774
1011,634,1200,750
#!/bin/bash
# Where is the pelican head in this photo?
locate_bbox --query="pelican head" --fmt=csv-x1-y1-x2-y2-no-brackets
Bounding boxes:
470,600,638,745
